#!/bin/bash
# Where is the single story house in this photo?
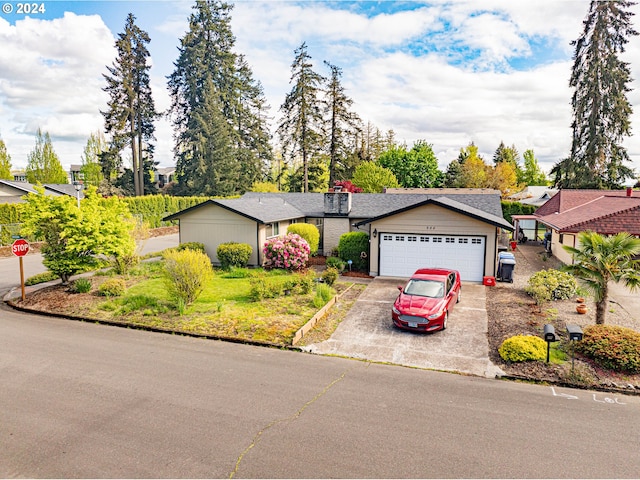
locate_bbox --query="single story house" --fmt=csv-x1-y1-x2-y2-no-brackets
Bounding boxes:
164,188,513,282
507,186,558,207
0,179,82,204
534,188,640,264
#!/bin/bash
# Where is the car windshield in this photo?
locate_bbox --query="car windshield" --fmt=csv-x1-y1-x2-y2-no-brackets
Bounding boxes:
403,279,444,298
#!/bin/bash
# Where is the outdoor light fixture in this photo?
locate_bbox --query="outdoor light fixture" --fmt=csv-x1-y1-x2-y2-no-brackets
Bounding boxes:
73,180,83,209
373,228,377,238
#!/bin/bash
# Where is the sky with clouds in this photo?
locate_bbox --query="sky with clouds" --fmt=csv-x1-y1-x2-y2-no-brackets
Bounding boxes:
1,0,639,180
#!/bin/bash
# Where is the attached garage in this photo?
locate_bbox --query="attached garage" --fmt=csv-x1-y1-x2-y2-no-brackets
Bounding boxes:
379,233,486,281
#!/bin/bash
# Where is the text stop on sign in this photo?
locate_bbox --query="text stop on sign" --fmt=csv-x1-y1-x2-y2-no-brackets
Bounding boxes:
12,239,30,257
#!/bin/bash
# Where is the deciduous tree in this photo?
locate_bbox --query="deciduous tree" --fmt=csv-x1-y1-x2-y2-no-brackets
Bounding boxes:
0,138,11,180
352,161,399,193
25,129,68,184
378,140,443,188
20,186,136,283
80,132,106,188
521,149,548,186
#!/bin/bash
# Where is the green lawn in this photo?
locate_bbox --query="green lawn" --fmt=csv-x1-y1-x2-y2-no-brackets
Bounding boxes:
88,262,341,345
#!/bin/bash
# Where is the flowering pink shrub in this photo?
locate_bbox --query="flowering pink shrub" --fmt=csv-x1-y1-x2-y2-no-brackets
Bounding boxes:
263,233,310,271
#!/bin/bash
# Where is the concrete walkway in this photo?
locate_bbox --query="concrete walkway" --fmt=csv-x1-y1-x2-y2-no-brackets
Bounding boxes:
303,278,504,378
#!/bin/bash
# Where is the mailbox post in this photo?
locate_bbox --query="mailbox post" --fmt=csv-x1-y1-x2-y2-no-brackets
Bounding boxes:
543,324,556,363
566,324,584,372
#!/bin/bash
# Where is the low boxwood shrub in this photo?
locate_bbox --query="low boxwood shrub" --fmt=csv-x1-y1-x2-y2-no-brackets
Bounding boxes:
98,278,126,297
576,325,640,373
498,335,547,362
287,223,320,255
217,242,252,269
337,231,369,271
525,269,577,304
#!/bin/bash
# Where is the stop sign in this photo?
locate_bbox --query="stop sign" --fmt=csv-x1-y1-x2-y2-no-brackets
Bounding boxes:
11,238,30,257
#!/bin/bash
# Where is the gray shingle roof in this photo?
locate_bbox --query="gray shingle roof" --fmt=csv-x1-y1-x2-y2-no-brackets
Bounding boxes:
166,191,512,230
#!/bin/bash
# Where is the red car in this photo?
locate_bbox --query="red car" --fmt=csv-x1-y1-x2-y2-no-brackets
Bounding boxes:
392,268,461,332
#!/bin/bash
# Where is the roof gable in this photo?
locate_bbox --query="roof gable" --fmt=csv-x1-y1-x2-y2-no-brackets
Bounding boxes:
534,189,635,216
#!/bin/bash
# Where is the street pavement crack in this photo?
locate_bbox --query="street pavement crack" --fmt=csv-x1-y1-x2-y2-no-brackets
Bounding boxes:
228,367,356,478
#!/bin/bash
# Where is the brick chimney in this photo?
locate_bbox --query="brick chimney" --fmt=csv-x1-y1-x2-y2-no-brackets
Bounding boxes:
324,190,352,216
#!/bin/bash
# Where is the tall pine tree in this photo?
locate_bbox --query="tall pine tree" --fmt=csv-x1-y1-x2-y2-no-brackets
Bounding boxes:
277,42,325,193
168,0,271,196
102,13,158,196
323,61,361,186
553,1,638,189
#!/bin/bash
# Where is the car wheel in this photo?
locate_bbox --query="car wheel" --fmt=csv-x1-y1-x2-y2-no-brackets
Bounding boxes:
456,288,461,303
442,311,448,330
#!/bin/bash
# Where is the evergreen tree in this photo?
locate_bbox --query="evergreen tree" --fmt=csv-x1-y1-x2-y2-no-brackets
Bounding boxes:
554,0,638,188
25,128,68,184
168,0,271,196
0,138,12,180
102,13,158,196
277,42,325,193
323,61,362,185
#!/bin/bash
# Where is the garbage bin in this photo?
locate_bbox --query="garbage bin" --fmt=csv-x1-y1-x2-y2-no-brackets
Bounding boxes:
497,258,516,283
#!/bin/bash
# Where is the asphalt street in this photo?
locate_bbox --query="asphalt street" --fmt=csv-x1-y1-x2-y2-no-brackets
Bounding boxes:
0,234,179,296
1,305,639,478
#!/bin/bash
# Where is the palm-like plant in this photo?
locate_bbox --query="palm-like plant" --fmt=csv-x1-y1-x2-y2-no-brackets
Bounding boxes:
563,231,640,324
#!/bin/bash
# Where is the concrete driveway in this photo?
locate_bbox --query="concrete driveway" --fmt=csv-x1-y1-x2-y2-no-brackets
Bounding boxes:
304,278,504,378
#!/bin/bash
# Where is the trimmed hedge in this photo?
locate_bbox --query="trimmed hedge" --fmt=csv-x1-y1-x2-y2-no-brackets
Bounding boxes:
217,242,252,269
576,325,640,373
122,195,212,228
501,200,537,225
337,231,369,271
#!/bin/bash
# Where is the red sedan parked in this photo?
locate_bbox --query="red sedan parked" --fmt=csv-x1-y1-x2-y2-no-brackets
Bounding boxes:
391,268,461,332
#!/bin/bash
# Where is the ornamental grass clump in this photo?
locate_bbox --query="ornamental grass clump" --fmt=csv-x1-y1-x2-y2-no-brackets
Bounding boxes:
163,248,213,307
263,234,310,271
498,335,547,362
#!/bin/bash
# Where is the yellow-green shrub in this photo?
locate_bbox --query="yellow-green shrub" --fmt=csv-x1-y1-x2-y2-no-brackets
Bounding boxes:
163,249,213,306
498,335,547,362
98,278,126,297
525,269,577,304
287,223,320,255
321,267,339,286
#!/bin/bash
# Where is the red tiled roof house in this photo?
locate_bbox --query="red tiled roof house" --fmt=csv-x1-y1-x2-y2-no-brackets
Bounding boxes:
534,188,640,264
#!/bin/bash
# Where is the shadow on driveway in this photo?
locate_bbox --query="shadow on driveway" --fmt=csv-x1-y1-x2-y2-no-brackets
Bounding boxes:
303,277,504,378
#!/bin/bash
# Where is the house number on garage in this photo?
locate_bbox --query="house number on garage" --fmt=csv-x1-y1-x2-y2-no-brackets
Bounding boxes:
424,226,436,230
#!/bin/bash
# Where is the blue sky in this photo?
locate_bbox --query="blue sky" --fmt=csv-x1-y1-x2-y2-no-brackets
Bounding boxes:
1,0,639,179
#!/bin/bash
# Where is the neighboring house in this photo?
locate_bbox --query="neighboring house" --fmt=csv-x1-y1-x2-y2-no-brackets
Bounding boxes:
11,170,26,182
507,186,558,207
534,188,640,264
0,179,78,204
164,188,513,282
156,167,176,189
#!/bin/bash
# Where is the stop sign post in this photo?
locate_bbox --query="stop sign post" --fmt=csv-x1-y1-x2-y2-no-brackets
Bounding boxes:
12,239,30,301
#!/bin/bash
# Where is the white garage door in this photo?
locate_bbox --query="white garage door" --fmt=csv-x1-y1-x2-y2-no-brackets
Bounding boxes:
379,234,486,281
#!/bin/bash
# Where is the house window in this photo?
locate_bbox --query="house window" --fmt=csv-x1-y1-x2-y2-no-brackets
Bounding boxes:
267,222,280,238
559,234,564,244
